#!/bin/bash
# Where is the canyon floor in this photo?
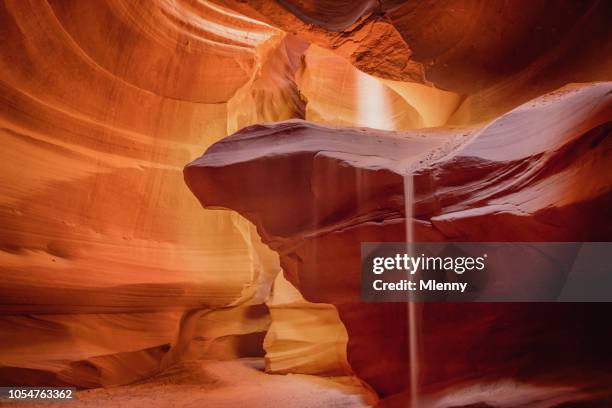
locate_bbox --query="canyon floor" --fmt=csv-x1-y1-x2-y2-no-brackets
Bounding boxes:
2,359,374,408
5,359,612,408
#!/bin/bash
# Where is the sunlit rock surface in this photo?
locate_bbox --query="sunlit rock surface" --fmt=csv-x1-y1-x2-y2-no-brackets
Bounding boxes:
0,0,285,387
264,273,353,376
298,45,461,130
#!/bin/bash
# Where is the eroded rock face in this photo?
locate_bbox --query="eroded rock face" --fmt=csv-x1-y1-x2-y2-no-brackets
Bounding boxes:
0,0,286,387
185,82,612,397
214,0,426,83
220,0,612,123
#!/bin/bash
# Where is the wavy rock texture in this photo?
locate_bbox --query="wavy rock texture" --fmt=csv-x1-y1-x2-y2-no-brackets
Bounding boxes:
1,0,612,406
185,82,612,400
0,0,287,387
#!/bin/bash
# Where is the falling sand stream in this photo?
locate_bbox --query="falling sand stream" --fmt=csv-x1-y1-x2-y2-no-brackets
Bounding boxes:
404,173,419,408
355,66,421,406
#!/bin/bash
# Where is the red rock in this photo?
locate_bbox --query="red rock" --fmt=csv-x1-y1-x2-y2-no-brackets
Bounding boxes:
185,82,612,397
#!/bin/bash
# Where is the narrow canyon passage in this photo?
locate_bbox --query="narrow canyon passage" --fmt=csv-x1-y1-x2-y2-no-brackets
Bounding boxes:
1,1,611,407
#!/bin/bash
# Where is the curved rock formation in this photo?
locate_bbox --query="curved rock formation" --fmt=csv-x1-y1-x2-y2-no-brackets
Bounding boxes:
0,0,286,387
185,82,612,399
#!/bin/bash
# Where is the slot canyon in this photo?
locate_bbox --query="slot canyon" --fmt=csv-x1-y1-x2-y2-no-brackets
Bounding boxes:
0,0,611,407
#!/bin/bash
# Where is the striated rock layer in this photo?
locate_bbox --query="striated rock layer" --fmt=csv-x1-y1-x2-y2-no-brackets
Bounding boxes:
0,0,289,387
185,82,612,399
